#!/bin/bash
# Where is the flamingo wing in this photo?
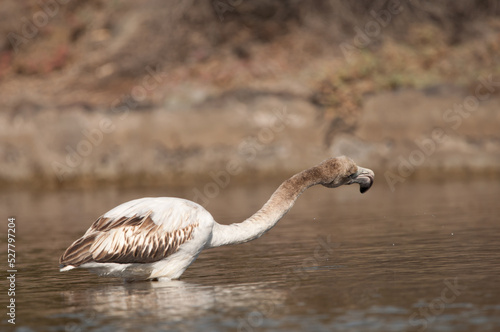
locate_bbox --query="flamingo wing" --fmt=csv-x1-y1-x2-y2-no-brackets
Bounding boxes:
59,198,203,268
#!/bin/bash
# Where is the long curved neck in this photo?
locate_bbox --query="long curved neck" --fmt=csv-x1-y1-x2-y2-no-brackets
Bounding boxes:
206,167,322,248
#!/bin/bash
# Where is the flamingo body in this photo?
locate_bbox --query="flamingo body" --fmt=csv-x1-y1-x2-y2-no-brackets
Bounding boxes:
60,197,215,280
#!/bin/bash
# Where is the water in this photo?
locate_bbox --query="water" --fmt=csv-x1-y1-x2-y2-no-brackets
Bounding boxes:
1,179,500,331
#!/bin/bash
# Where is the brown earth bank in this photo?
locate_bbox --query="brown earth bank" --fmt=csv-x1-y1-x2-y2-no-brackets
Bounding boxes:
2,86,500,190
1,1,499,189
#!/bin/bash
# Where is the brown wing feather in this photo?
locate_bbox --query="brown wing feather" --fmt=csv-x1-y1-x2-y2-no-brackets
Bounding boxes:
59,233,97,267
60,213,198,268
91,220,198,264
88,214,148,233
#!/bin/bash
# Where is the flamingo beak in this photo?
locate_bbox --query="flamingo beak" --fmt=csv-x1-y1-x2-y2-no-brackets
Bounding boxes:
350,167,374,194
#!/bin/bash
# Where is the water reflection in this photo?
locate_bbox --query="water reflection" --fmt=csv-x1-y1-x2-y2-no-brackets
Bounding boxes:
61,280,283,319
1,179,500,331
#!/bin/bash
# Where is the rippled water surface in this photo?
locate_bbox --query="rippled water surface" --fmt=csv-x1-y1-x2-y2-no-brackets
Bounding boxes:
1,179,500,331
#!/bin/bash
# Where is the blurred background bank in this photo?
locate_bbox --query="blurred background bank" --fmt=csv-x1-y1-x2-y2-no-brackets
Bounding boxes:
0,0,499,189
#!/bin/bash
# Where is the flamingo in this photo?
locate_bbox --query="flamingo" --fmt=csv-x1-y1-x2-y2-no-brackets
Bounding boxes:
59,156,374,281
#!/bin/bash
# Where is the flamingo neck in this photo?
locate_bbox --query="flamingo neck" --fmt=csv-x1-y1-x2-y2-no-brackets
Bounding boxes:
206,167,322,248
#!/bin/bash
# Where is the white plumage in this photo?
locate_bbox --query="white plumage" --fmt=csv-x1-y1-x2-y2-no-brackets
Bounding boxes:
60,198,214,280
60,156,374,281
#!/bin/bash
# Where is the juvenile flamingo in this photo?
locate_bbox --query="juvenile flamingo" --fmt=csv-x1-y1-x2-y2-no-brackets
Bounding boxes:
60,156,374,281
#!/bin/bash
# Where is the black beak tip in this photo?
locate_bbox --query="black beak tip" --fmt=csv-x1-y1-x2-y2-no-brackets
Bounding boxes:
359,178,374,194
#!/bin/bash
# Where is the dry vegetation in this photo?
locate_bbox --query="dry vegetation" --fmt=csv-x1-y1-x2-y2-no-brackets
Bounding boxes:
1,0,499,107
